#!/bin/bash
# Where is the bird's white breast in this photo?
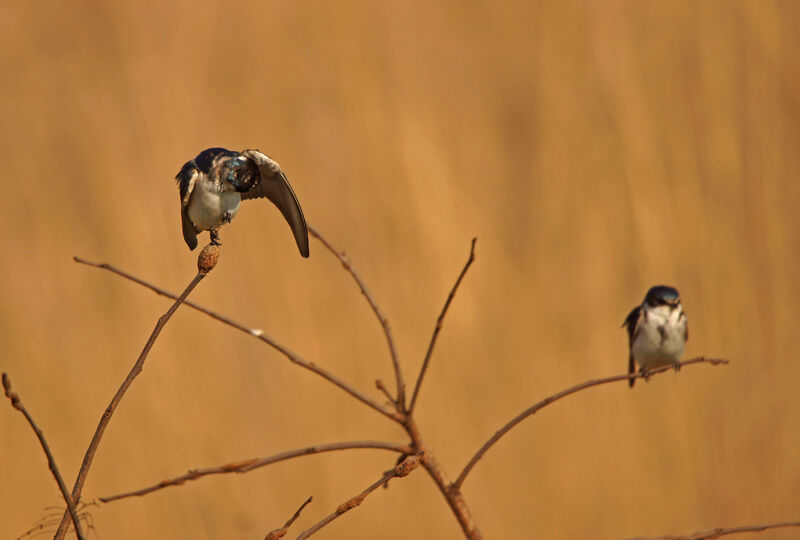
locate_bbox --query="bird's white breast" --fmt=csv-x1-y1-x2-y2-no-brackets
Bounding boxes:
632,305,686,369
187,180,241,231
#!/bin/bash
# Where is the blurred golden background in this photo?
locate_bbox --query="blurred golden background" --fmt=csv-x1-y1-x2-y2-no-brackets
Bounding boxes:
1,1,798,538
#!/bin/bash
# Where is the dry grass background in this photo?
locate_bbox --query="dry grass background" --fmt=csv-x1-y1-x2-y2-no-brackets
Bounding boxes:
1,1,798,538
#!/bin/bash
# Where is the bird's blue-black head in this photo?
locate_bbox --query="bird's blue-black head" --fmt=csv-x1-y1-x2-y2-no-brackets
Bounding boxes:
644,285,681,307
220,155,260,192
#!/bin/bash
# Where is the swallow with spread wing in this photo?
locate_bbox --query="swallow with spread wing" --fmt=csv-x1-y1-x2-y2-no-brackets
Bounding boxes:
175,147,309,257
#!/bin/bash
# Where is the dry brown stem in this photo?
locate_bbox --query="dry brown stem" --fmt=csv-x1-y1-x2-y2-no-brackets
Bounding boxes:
453,357,730,490
308,225,406,412
99,440,411,503
625,520,800,539
54,251,212,539
73,256,402,424
2,373,85,540
295,454,422,539
265,496,313,540
409,237,476,414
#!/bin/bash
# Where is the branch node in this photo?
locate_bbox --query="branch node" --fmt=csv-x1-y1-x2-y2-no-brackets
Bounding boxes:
393,452,422,477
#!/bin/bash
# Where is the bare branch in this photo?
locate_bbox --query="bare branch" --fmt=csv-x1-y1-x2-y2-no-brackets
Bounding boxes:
453,357,729,490
99,441,411,503
73,256,402,424
295,453,422,539
625,520,800,539
55,245,217,539
408,238,476,414
2,373,85,540
265,496,313,540
401,415,482,539
308,226,406,412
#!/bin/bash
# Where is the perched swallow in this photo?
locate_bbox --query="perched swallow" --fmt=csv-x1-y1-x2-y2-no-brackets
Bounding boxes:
622,285,688,388
175,147,309,257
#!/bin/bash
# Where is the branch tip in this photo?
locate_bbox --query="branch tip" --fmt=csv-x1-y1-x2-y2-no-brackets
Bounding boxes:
409,237,478,414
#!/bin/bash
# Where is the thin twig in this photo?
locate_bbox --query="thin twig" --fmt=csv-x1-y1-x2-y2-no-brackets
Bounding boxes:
54,263,210,539
408,238,476,414
73,256,402,424
453,357,729,490
375,379,395,403
99,441,411,503
265,496,313,540
295,453,422,539
308,226,406,412
2,374,85,540
16,501,98,540
626,520,800,539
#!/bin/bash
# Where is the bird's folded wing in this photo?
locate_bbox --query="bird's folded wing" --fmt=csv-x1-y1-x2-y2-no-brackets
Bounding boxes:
176,162,198,206
181,206,199,250
240,149,310,258
622,305,641,346
176,162,200,249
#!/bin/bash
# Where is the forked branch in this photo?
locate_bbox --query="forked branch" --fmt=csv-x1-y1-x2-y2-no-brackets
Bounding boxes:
295,453,422,539
409,237,476,414
2,374,85,540
309,226,406,412
100,441,411,503
453,357,729,490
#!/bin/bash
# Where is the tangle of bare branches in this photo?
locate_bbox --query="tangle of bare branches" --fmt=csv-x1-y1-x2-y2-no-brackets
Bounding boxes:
12,230,751,538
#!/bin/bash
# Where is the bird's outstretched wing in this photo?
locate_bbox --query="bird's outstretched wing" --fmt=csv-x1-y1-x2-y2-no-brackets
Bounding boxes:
622,305,641,388
240,149,309,258
176,161,200,250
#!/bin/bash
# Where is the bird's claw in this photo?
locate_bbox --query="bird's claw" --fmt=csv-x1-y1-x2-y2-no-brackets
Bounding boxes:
222,211,233,224
210,229,222,246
